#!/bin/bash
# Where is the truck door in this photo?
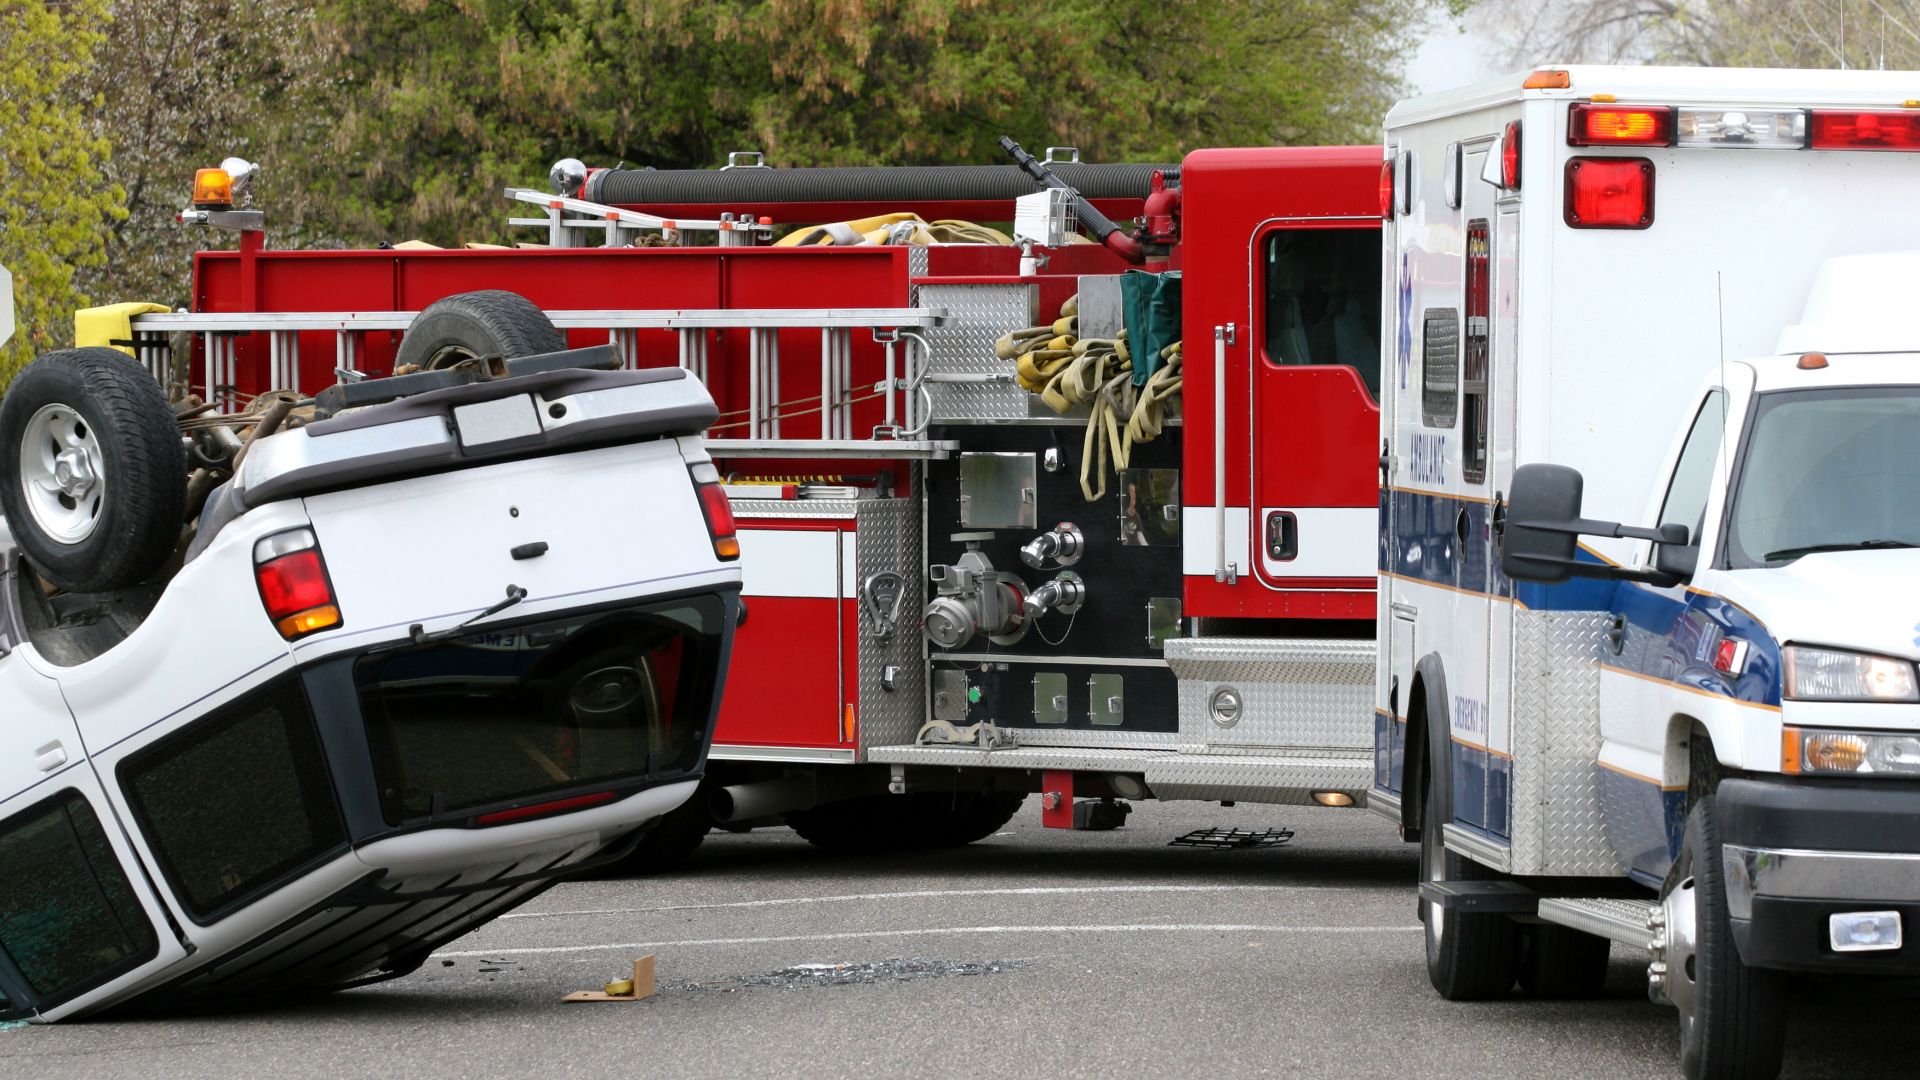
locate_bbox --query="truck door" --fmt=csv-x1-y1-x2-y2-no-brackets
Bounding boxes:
1250,218,1382,591
0,652,190,1019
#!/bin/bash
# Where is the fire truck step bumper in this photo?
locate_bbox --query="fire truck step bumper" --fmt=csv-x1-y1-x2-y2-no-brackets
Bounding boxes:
864,744,1372,806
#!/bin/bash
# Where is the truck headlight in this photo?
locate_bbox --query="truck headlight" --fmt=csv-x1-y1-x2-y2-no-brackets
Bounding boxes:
1783,645,1920,702
1784,727,1920,776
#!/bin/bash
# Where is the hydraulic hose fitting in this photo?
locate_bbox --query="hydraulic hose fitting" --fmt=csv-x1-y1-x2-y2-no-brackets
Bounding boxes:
1020,521,1085,569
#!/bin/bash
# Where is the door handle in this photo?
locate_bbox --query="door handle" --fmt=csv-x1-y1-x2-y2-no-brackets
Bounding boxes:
34,740,68,773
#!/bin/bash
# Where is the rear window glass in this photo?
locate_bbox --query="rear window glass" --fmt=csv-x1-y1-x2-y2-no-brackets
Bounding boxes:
1263,227,1381,400
0,791,157,1005
121,679,348,922
356,596,724,825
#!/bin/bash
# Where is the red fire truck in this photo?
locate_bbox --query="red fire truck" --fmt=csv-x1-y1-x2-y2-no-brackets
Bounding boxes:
122,142,1385,862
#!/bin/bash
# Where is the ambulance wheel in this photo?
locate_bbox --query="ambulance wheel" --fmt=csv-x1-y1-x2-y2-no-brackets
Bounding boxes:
393,290,565,371
1665,796,1787,1080
0,348,185,591
1419,771,1520,999
1517,924,1611,999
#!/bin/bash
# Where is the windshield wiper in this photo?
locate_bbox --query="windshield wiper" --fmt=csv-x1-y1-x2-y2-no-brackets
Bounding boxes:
1764,539,1919,561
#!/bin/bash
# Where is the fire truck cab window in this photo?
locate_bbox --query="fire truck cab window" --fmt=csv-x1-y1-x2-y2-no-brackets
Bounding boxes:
1262,228,1381,400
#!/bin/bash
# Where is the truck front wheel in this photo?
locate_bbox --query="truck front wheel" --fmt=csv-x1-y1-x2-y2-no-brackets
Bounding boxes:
785,792,1024,852
1663,795,1788,1080
1420,771,1520,999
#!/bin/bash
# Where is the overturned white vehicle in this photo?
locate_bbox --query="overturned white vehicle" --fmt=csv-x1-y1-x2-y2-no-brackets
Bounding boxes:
0,294,741,1020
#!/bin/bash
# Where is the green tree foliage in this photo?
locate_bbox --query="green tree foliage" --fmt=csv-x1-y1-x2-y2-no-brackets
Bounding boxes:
0,0,123,382
304,0,1425,245
74,0,334,313
1483,0,1920,70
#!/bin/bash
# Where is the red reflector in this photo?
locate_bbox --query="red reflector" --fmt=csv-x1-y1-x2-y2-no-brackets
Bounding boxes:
1713,638,1749,675
473,790,620,827
257,550,334,624
1568,103,1674,146
1565,157,1654,229
1379,159,1395,219
696,482,739,560
1502,120,1522,189
1810,110,1920,150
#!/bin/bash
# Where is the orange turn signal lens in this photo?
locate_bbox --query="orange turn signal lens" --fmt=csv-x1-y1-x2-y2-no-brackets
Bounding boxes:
1524,69,1572,90
274,604,341,640
192,167,235,209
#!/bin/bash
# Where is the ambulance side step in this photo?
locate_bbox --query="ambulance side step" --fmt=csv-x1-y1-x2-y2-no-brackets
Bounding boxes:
1537,897,1658,947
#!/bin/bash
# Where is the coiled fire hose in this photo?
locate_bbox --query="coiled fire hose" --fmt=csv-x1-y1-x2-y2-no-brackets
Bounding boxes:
775,213,1017,247
997,295,1182,500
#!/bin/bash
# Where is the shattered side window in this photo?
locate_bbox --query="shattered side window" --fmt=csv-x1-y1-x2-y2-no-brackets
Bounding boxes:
0,791,158,1007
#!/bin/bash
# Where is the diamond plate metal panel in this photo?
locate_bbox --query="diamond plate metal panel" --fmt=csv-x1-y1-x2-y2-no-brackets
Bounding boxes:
731,499,862,521
1507,609,1624,877
866,745,1175,771
1143,749,1373,805
1165,637,1374,751
1536,897,1657,947
854,498,927,751
914,283,1035,421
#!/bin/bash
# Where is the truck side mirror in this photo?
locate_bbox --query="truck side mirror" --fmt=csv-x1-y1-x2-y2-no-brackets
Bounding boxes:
1652,527,1698,580
1501,463,1585,583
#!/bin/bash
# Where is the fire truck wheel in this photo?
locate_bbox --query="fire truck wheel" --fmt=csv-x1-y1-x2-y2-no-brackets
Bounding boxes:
1667,796,1788,1080
393,290,566,371
0,348,186,591
917,792,1025,847
1419,771,1520,1000
1517,924,1610,999
596,788,712,875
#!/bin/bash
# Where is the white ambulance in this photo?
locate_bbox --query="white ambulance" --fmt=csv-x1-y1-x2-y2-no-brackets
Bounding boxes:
1371,66,1920,1079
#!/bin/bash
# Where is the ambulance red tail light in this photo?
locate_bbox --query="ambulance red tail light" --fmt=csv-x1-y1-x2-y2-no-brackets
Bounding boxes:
1568,104,1674,146
1564,157,1654,229
1810,110,1920,151
1501,121,1522,189
254,527,343,640
1379,158,1395,220
689,462,739,560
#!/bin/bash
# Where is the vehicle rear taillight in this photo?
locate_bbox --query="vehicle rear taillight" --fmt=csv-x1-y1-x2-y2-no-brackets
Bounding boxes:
1379,158,1395,220
1501,121,1522,189
253,527,342,640
689,462,739,560
1564,157,1654,229
1810,110,1920,151
473,790,619,827
1568,104,1674,146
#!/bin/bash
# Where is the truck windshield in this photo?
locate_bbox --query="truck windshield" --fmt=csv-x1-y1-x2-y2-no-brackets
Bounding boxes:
1726,386,1920,567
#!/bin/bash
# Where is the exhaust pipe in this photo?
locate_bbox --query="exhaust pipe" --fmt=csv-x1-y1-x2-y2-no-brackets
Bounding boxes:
711,776,817,823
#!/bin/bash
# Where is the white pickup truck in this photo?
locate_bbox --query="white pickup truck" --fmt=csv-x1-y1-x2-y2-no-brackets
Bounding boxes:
0,293,742,1020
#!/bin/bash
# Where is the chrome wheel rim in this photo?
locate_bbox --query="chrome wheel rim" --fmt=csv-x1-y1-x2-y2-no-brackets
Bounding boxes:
1422,817,1447,946
20,403,105,544
1665,874,1701,1042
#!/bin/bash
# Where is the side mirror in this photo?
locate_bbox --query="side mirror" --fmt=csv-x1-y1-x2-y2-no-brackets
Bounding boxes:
1501,464,1584,583
1500,463,1690,588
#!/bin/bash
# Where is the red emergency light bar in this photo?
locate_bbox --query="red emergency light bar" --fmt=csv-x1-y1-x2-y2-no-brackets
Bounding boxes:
1568,104,1675,147
1810,110,1920,151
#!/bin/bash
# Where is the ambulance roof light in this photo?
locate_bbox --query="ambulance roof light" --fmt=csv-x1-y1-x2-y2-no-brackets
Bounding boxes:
1810,110,1920,151
1524,69,1572,90
1501,121,1522,190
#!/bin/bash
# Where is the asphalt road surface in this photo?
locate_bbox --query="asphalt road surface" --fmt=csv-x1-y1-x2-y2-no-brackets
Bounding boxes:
5,800,1915,1079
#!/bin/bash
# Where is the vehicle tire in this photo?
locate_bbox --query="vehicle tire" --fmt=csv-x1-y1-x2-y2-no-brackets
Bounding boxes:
0,348,185,591
1420,767,1520,999
1517,923,1611,999
784,795,914,852
1666,795,1788,1080
621,793,712,870
393,290,565,371
916,792,1025,847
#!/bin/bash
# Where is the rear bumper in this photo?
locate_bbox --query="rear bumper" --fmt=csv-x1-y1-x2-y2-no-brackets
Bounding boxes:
863,743,1372,805
1719,777,1920,974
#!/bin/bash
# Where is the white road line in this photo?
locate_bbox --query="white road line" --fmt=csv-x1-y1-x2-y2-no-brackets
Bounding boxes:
438,923,1420,958
501,883,1349,920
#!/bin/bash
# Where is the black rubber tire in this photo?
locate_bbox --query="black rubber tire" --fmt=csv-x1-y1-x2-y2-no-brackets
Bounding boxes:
618,794,712,871
1517,923,1611,999
0,348,185,591
1673,796,1789,1080
785,792,1023,852
1420,768,1520,1000
393,290,565,371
